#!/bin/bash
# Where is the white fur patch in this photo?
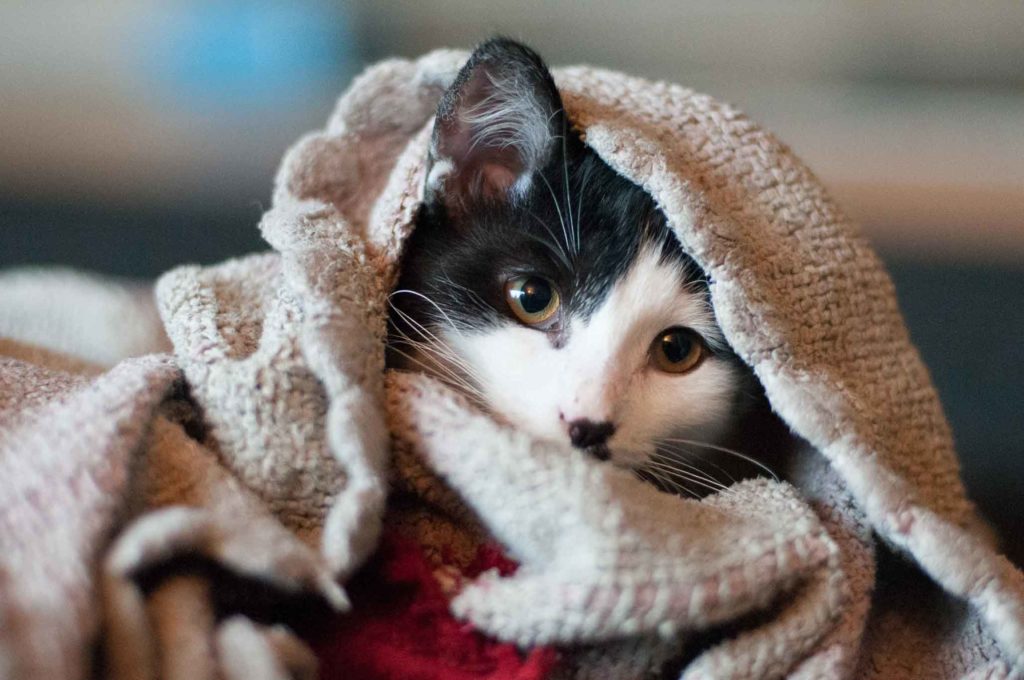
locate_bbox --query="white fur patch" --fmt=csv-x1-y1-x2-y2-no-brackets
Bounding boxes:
445,246,739,467
426,157,454,192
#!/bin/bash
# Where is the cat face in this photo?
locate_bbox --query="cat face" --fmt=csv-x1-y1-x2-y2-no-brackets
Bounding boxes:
390,38,743,467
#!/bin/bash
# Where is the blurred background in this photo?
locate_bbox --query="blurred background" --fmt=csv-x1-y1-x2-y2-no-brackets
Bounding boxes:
1,2,1022,556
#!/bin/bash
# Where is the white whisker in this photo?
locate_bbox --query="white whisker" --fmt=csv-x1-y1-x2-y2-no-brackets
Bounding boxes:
557,126,579,255
386,343,487,408
389,334,480,391
387,322,485,395
575,161,587,253
644,456,731,495
660,437,779,481
638,466,701,499
388,304,484,383
536,170,574,265
526,210,573,269
652,443,738,486
389,289,469,340
649,450,732,490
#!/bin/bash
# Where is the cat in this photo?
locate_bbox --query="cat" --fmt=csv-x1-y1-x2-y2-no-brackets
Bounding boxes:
389,38,772,493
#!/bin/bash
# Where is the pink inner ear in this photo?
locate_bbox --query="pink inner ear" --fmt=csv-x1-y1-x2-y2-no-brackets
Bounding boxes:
479,163,519,199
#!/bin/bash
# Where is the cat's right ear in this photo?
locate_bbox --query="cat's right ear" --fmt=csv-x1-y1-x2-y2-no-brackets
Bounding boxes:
424,38,565,219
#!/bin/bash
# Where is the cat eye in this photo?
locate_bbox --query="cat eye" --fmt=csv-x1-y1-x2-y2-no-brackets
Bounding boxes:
505,275,561,325
650,327,705,374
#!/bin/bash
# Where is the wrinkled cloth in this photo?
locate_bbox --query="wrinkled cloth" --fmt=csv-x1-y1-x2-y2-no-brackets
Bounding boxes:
1,49,1022,679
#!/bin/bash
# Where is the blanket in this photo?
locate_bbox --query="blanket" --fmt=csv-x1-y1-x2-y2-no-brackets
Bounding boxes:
1,49,1022,680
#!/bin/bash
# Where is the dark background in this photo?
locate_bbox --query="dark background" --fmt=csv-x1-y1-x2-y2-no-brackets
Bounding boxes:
2,1,1021,560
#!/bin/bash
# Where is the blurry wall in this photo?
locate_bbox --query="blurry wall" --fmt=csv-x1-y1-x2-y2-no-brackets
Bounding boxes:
3,1,1022,265
2,0,359,207
2,0,366,272
1,2,1022,556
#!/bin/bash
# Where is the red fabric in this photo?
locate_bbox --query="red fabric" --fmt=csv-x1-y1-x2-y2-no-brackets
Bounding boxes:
312,533,558,680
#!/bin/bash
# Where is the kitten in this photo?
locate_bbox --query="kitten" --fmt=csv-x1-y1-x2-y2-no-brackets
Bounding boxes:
390,38,759,487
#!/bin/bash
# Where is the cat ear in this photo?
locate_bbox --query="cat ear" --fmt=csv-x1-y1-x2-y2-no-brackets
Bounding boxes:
425,38,565,216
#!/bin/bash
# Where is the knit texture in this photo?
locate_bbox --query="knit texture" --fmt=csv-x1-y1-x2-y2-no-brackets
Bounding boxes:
1,49,1022,679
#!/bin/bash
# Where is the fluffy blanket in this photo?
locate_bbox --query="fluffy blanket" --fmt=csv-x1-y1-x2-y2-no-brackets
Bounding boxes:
2,49,1023,680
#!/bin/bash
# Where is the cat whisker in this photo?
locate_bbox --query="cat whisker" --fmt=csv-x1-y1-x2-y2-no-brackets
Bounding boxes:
643,456,731,495
385,303,485,385
638,454,712,491
388,334,480,391
389,289,470,340
536,170,575,265
659,437,779,481
575,157,590,255
388,298,456,348
557,126,580,256
388,340,471,390
388,294,467,355
651,443,738,486
387,324,486,397
643,467,726,497
634,466,701,499
650,453,734,491
386,343,488,408
525,210,573,269
387,313,483,383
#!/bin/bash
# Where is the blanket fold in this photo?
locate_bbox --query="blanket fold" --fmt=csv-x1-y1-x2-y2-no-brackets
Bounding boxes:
1,48,1022,679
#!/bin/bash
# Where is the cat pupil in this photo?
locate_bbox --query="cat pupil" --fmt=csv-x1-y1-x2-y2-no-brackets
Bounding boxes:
662,331,691,363
520,278,552,313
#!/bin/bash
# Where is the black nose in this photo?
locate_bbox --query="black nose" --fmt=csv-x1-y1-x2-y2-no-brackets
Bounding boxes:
568,419,616,449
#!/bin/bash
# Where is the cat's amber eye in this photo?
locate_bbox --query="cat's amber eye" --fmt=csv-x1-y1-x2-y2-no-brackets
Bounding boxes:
650,327,705,374
505,275,560,325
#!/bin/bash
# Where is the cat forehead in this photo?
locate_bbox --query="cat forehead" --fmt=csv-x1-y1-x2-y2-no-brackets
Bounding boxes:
569,243,720,344
509,152,698,311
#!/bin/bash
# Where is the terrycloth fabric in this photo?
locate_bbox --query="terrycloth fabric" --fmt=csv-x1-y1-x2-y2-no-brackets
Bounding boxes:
1,48,1023,679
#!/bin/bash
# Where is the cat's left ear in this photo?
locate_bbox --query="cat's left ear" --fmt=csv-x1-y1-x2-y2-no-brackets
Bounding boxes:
425,38,566,217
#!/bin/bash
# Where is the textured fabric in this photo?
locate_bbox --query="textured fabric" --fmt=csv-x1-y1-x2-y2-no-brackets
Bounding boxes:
0,267,171,365
0,353,178,680
1,49,1022,679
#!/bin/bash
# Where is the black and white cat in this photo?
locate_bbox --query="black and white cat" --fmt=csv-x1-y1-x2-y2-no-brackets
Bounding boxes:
390,38,764,488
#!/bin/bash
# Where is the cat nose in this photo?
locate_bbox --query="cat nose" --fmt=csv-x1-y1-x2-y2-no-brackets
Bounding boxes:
567,419,616,450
